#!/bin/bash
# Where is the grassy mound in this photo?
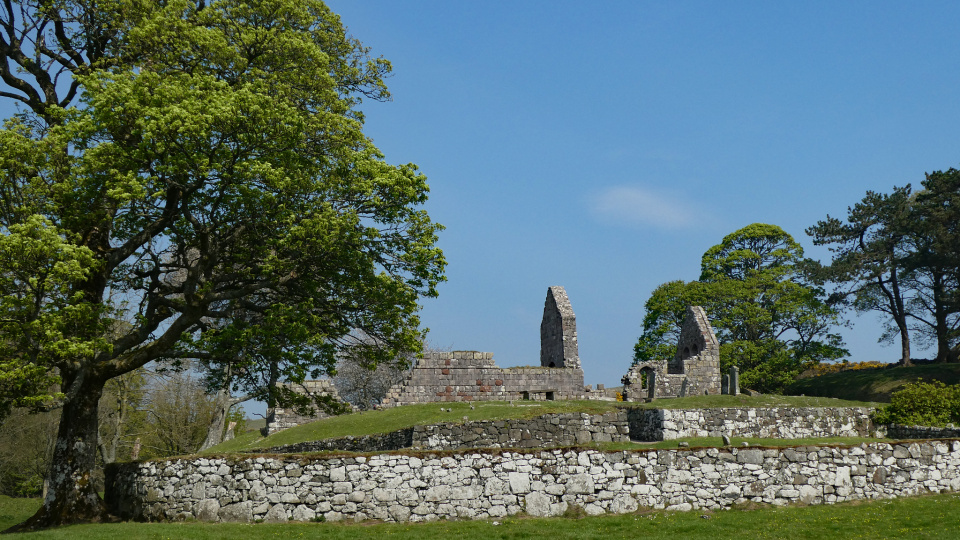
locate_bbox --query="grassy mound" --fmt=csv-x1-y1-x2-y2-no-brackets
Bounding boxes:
207,394,877,454
785,363,960,403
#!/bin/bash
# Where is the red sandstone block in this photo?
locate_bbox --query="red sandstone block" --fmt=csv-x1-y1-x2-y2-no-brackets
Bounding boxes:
495,380,503,386
476,379,483,385
441,369,450,375
445,359,451,366
446,386,453,393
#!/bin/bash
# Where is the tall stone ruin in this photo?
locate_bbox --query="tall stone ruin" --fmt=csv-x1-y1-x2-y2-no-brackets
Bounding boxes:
379,286,586,407
622,305,721,400
540,286,580,369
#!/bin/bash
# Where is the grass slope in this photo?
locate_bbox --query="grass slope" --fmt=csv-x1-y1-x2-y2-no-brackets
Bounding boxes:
208,395,878,454
785,364,960,403
3,492,960,539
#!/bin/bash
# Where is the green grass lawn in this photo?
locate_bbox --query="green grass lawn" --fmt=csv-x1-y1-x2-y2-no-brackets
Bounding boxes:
207,395,878,455
785,363,960,403
4,492,959,539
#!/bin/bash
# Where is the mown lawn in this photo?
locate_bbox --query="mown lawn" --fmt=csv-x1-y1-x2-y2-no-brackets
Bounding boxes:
208,395,879,454
3,492,959,539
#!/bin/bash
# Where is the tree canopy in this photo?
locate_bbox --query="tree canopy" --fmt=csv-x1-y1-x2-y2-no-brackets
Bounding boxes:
808,171,960,364
0,0,444,529
634,224,847,393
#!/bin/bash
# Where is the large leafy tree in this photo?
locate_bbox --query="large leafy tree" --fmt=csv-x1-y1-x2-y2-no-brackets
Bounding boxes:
0,0,444,529
634,224,847,392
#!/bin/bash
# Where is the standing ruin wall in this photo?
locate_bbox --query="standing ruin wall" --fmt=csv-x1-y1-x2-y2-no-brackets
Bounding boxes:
264,380,349,435
540,286,579,369
379,351,585,407
623,305,721,400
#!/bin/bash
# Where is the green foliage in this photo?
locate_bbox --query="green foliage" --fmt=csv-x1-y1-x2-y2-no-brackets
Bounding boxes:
1,0,445,524
225,405,247,436
633,280,708,365
872,380,960,427
0,215,100,417
634,224,847,393
808,171,960,364
0,409,58,498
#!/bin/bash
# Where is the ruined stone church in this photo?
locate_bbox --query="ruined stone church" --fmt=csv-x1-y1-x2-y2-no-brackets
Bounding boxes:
266,286,732,432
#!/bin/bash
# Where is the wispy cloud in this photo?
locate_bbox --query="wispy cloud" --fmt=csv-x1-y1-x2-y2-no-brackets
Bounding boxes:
589,186,693,229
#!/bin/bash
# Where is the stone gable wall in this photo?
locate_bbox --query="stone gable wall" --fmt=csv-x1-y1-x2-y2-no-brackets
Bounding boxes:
668,306,721,396
380,351,585,407
540,286,579,369
622,306,722,400
106,440,960,523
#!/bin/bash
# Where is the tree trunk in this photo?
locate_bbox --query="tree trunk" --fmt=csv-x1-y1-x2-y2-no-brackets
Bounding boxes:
899,323,912,367
6,373,110,531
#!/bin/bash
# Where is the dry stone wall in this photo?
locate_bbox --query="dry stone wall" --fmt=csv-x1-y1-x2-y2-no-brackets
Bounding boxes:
628,407,877,441
254,407,876,456
886,425,960,439
265,412,631,454
380,351,585,407
106,440,960,523
264,408,874,453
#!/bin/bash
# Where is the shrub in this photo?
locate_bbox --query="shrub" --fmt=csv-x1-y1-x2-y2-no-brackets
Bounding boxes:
804,361,888,378
872,380,960,427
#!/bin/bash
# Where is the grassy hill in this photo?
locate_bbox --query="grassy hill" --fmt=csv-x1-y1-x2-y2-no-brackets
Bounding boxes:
785,363,960,403
207,394,878,454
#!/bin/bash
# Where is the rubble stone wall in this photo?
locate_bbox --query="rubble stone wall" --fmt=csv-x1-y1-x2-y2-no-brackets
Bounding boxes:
265,380,348,434
258,407,876,455
628,407,878,441
106,440,960,523
885,424,960,439
380,351,585,407
265,411,631,454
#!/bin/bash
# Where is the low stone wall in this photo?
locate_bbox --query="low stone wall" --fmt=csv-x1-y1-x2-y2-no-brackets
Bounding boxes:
628,407,877,441
106,440,960,523
886,424,960,439
266,412,631,453
263,408,877,454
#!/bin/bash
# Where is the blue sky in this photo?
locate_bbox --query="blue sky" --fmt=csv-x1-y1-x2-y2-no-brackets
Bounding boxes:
2,2,958,395
324,1,960,387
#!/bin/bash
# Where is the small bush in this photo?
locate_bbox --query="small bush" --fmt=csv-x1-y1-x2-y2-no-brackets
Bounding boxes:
872,380,960,427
